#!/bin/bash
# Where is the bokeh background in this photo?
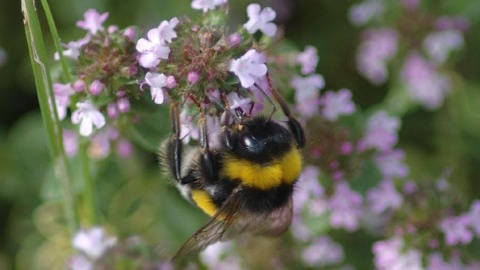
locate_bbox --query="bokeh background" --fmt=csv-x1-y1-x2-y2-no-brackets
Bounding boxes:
1,0,480,269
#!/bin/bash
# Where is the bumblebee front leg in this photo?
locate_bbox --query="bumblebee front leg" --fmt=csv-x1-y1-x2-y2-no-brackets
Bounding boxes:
198,113,216,183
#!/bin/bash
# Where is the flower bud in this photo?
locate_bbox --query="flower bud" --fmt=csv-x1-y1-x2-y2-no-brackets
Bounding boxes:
90,80,105,96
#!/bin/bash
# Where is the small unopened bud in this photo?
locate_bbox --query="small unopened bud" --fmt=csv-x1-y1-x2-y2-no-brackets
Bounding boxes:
73,79,86,92
117,97,130,113
117,139,133,158
187,71,200,84
107,103,119,119
228,33,242,47
90,80,105,96
123,27,136,41
166,75,178,88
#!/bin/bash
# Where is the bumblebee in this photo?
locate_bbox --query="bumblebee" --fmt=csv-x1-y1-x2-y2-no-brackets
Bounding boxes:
159,84,305,260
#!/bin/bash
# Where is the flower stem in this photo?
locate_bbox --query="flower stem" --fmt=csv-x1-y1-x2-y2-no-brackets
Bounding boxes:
80,140,99,225
39,0,72,82
21,0,78,234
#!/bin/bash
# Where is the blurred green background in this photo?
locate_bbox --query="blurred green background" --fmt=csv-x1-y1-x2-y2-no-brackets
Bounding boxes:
1,0,480,269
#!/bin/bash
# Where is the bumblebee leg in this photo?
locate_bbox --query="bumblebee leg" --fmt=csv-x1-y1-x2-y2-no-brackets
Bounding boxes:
263,74,305,148
165,102,183,182
199,113,216,183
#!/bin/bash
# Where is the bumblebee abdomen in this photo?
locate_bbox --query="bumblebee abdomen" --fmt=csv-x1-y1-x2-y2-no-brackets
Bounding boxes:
220,146,302,190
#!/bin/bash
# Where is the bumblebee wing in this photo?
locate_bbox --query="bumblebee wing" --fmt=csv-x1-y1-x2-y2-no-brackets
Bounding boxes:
172,186,243,260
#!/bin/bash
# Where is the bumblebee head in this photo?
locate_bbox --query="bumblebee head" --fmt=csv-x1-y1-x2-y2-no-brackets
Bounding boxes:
222,116,294,164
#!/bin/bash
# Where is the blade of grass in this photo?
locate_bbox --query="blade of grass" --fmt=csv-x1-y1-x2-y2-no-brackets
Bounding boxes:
22,0,78,234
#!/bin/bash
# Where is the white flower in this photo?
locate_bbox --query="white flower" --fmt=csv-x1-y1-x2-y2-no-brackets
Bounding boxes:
72,227,117,260
243,4,277,37
71,101,106,136
296,45,319,75
136,26,172,68
191,0,228,13
229,49,267,88
145,72,168,104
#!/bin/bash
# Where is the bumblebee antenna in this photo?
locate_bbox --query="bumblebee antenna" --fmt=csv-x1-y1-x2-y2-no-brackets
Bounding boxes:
253,82,276,121
207,93,240,125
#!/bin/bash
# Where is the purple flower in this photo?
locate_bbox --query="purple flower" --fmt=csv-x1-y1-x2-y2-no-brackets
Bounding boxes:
301,236,344,267
54,36,90,60
76,9,109,34
63,129,78,157
361,111,400,152
191,0,228,13
319,89,355,121
401,52,451,110
226,92,252,115
53,83,75,120
329,182,363,231
179,110,199,144
166,75,178,89
291,74,325,118
68,255,92,270
356,28,398,85
71,101,106,136
229,49,267,88
373,238,423,270
296,45,319,75
144,72,168,104
116,139,133,158
107,102,119,119
89,80,105,96
439,214,474,246
187,71,200,84
72,227,116,260
88,131,111,159
243,4,277,37
468,200,480,237
348,0,384,26
155,17,179,43
374,149,409,178
423,30,464,65
367,179,403,214
117,97,130,113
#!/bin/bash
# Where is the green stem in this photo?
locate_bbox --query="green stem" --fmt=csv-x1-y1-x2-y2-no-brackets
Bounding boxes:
21,0,78,234
80,140,98,225
39,0,72,82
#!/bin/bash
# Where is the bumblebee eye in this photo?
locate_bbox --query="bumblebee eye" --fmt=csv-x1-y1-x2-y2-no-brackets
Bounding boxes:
240,134,258,150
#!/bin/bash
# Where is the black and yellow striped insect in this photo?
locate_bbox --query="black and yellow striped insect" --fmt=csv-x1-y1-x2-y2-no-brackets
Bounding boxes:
159,83,305,260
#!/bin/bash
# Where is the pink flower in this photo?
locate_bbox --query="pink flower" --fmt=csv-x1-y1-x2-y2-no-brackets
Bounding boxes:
401,52,451,110
367,179,403,214
73,79,86,92
243,4,277,37
329,182,363,231
301,236,344,267
179,110,199,144
136,24,172,68
191,0,228,13
226,92,252,115
88,131,111,159
116,139,133,158
144,72,168,104
319,89,355,121
155,17,179,43
296,45,319,75
356,28,398,85
53,83,75,120
468,200,480,237
63,129,78,157
423,30,464,65
348,0,384,26
373,237,423,270
401,0,420,11
68,255,92,270
439,214,474,246
294,166,324,212
291,74,325,118
229,49,267,88
361,111,400,151
187,71,200,84
117,97,130,113
374,149,409,178
54,36,90,60
200,242,242,270
76,9,109,34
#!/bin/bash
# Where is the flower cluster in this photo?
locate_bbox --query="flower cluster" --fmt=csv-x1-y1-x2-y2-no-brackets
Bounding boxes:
351,0,468,110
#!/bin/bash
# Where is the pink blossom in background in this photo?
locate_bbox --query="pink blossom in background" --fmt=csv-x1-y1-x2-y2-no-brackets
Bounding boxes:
439,214,474,246
76,9,109,34
88,131,111,159
401,52,451,110
435,16,470,32
423,30,464,65
367,179,403,214
329,182,363,231
89,80,105,96
319,89,356,121
301,236,344,267
191,0,228,13
243,4,277,37
374,149,409,178
373,237,423,270
468,200,480,237
54,36,90,61
63,129,79,157
401,0,420,11
291,74,325,118
72,227,117,260
361,111,400,152
296,45,319,75
53,83,75,120
356,28,398,85
348,0,384,26
229,49,267,88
